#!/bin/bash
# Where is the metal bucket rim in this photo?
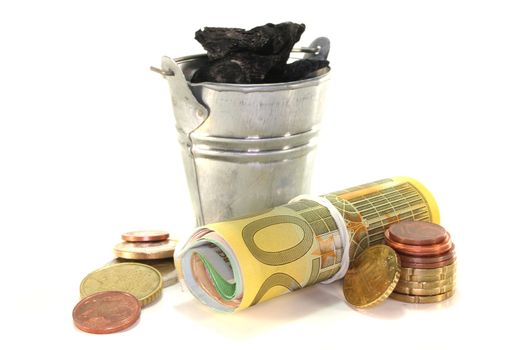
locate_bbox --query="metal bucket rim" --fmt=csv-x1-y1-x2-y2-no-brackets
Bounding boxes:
174,54,331,90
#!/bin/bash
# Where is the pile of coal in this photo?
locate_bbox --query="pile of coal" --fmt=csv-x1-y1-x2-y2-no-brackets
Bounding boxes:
191,22,330,84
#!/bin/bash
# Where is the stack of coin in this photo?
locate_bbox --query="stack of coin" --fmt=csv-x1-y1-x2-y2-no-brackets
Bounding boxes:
384,221,456,303
112,230,178,287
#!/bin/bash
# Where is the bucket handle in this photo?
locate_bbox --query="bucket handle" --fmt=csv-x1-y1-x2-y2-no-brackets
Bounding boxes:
295,37,330,61
152,56,209,135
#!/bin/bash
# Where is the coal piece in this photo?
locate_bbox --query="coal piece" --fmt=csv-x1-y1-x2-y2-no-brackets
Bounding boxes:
195,22,305,62
279,59,330,82
192,22,329,83
191,52,279,84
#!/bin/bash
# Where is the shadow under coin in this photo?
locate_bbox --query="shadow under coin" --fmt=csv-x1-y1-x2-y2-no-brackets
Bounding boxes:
319,280,406,320
173,284,341,339
354,298,406,319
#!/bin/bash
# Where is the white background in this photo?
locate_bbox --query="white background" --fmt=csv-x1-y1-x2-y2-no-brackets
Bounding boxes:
1,0,524,348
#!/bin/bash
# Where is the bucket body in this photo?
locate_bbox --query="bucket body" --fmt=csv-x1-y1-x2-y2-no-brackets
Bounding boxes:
161,54,330,225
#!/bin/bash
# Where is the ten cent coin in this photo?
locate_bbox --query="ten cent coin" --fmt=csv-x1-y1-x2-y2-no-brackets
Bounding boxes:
107,258,177,288
390,289,455,303
80,263,162,306
343,245,400,308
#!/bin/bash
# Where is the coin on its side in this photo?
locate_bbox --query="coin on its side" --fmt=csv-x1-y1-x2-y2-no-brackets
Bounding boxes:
122,230,170,242
113,240,178,260
343,245,400,308
73,291,140,334
390,289,455,304
80,263,162,306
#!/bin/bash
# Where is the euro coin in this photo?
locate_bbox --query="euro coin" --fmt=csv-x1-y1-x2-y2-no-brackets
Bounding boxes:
107,258,177,288
398,245,455,264
73,291,140,334
343,245,400,308
400,271,456,282
113,239,177,260
122,230,170,242
385,234,452,256
394,283,455,296
396,276,455,290
400,256,457,269
400,260,457,276
80,263,162,306
386,221,448,245
390,289,455,303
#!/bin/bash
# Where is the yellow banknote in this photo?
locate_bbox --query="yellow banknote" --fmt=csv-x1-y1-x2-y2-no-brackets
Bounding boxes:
175,177,439,312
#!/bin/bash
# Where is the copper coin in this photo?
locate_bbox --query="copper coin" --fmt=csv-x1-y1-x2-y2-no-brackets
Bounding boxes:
122,230,170,242
385,234,452,256
398,244,456,263
400,256,457,269
385,221,448,246
73,291,140,334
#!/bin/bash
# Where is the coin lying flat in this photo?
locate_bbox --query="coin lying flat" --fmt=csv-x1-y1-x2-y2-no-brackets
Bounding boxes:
114,239,178,260
107,258,177,288
122,230,170,242
73,291,141,334
385,234,453,256
400,256,457,269
386,221,448,246
400,271,456,282
343,245,400,308
390,290,455,304
398,245,456,264
396,276,455,290
394,282,455,296
80,263,162,306
400,260,457,275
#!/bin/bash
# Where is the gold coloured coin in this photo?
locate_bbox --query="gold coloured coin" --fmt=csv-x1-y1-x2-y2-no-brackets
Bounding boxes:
394,283,455,296
113,239,178,260
390,289,455,303
80,263,162,306
107,258,177,288
343,245,400,308
396,276,455,290
400,261,456,277
399,271,456,282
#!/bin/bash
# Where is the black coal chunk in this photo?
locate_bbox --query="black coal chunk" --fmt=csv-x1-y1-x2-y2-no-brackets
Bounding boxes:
191,52,279,84
267,59,330,83
195,23,305,63
191,22,329,84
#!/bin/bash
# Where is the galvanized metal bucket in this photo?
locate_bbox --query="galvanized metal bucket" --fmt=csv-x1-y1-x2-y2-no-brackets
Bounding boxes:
155,38,331,225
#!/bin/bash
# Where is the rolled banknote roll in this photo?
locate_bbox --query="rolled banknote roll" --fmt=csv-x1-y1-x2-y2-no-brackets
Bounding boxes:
175,177,439,312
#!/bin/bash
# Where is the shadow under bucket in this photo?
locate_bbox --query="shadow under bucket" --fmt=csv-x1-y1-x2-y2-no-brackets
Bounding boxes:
156,38,331,225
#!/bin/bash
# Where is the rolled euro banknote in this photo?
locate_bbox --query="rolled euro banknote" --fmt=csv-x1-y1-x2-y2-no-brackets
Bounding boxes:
175,177,439,312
